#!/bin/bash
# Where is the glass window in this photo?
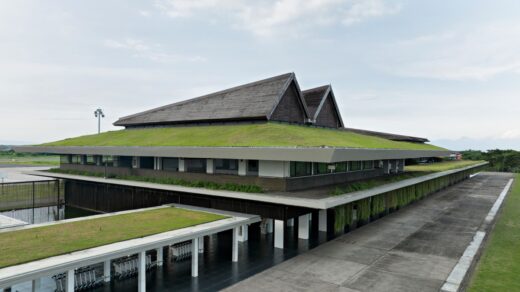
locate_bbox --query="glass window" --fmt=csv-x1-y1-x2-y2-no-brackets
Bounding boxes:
313,163,329,175
362,160,374,170
102,156,114,167
290,162,312,177
60,155,71,164
349,161,362,171
162,158,179,172
71,155,81,164
215,159,238,170
335,162,348,172
247,160,259,172
185,158,207,173
86,155,95,165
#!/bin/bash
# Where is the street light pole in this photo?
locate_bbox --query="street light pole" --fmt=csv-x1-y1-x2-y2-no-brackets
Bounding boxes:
94,108,105,134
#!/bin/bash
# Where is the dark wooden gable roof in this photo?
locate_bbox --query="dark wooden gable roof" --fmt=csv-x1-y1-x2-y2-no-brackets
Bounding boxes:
302,85,344,128
114,73,310,127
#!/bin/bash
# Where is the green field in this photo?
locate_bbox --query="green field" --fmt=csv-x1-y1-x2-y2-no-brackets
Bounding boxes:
0,154,58,166
468,174,520,291
405,160,485,172
40,123,445,150
0,207,226,268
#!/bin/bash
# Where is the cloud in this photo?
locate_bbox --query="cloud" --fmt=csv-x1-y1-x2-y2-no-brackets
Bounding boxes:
378,22,520,80
154,0,401,37
104,38,205,63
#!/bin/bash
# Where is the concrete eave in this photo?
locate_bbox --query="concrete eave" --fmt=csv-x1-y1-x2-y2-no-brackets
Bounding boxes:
24,162,487,210
13,146,453,163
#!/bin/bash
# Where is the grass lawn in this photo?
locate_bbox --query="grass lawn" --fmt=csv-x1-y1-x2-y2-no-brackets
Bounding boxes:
40,123,445,150
0,207,226,268
405,160,485,172
0,155,59,166
468,174,520,292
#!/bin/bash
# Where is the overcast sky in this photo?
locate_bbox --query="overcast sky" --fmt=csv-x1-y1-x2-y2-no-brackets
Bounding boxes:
0,0,519,150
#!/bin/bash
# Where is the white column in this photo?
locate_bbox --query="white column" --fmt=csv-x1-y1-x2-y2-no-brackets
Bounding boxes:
156,247,163,266
232,227,239,262
274,220,284,249
238,225,248,242
238,160,247,176
206,159,214,174
198,237,204,253
32,278,41,292
66,269,74,292
319,210,328,232
298,214,310,240
287,218,294,227
104,260,111,282
138,251,146,292
179,158,185,172
191,238,199,277
132,156,140,169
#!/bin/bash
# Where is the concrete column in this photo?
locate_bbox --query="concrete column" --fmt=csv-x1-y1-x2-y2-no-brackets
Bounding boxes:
232,227,239,262
31,278,41,292
298,214,310,239
138,251,146,292
287,218,294,227
266,218,273,233
206,159,214,174
261,218,273,234
66,269,74,292
154,157,162,170
191,238,199,277
156,247,163,266
103,260,111,282
238,160,247,176
133,157,140,169
198,237,204,253
318,209,327,232
238,225,248,242
179,159,185,172
274,220,284,249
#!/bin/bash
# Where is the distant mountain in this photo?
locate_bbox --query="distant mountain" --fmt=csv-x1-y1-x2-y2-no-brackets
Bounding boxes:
0,145,12,152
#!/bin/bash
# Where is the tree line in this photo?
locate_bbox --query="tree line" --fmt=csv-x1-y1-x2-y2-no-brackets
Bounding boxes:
461,149,520,173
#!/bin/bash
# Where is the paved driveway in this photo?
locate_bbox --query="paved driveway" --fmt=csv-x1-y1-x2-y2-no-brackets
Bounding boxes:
223,172,513,292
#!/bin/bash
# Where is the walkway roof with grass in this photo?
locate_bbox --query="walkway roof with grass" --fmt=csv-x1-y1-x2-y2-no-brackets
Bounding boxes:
0,207,226,269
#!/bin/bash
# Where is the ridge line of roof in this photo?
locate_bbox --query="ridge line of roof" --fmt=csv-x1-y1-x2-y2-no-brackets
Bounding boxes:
114,72,294,125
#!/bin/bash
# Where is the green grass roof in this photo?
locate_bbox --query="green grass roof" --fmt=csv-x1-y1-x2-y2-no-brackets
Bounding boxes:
41,123,445,150
0,207,226,268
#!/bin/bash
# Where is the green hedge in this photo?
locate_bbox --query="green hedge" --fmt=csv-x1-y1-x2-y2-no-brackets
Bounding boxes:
334,164,486,234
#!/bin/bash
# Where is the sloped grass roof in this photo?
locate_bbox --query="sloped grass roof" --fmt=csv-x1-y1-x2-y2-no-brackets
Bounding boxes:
41,123,445,150
0,207,226,268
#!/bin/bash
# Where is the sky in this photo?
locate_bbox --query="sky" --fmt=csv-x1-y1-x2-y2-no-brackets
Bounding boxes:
0,0,519,150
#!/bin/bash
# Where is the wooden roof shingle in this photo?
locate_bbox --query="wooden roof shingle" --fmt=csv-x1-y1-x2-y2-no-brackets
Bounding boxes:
114,73,308,127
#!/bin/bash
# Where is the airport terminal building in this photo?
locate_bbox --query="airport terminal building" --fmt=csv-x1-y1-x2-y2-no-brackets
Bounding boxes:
15,72,454,250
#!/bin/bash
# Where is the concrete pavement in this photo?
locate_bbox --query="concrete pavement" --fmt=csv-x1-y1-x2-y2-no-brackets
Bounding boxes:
223,172,514,292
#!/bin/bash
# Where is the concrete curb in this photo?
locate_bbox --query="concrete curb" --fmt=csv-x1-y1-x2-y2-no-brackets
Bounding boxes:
440,177,514,292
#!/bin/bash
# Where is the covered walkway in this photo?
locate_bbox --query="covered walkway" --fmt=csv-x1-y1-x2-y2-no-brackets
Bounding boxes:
224,172,514,292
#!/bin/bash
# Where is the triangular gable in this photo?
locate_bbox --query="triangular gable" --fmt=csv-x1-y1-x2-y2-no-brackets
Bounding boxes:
267,73,311,123
303,85,344,128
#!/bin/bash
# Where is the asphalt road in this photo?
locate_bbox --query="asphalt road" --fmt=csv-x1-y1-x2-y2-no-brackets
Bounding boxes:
223,172,514,292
